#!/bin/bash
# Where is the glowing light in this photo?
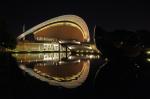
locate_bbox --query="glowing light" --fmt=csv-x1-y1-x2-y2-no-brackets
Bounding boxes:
76,50,79,52
91,50,94,53
80,50,83,53
86,50,89,53
33,21,86,41
146,51,150,55
147,58,150,62
89,55,94,59
17,15,90,42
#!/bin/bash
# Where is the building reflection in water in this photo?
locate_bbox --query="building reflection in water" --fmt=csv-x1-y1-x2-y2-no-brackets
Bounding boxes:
12,53,100,88
8,15,102,88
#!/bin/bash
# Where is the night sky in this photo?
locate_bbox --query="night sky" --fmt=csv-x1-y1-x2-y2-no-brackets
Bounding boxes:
0,1,150,36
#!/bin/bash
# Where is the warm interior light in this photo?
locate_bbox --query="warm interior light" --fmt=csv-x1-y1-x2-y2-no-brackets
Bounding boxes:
34,22,86,42
17,15,90,42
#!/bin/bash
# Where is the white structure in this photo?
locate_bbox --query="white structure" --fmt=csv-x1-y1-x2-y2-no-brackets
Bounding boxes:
17,15,90,42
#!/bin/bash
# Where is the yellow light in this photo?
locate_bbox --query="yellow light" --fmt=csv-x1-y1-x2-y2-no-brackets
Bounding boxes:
146,51,150,55
91,50,94,53
33,21,87,41
80,50,83,53
147,58,150,62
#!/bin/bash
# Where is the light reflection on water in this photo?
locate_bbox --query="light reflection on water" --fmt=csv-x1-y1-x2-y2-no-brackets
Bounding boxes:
12,53,101,88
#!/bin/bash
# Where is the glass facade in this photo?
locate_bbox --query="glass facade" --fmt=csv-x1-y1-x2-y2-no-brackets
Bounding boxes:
11,41,67,52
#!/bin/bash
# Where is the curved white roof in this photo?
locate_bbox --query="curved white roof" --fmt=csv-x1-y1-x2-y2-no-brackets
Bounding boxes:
17,15,90,42
19,60,90,88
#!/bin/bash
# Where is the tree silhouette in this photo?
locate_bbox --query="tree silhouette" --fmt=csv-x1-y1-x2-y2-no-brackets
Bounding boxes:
136,30,150,48
94,26,143,58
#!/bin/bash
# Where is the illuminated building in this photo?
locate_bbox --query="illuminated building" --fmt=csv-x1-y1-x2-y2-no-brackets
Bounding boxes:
19,60,90,88
12,51,100,88
12,40,67,52
17,15,90,42
10,15,101,88
2,14,103,88
12,53,93,88
8,15,100,54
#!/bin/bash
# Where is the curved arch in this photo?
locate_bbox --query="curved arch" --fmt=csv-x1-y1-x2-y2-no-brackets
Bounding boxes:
19,60,90,88
17,15,90,42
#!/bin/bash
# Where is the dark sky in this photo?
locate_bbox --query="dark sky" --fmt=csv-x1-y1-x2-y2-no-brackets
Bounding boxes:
0,1,150,36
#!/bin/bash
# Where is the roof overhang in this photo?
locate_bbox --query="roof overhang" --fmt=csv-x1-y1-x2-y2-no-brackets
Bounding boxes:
17,15,90,42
